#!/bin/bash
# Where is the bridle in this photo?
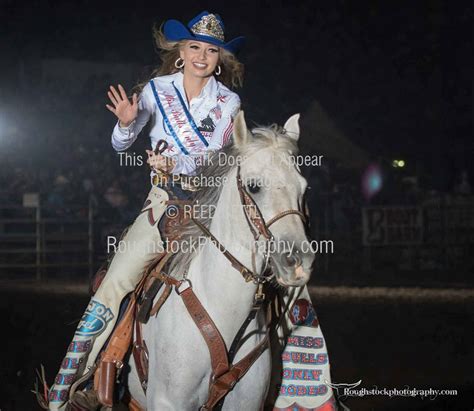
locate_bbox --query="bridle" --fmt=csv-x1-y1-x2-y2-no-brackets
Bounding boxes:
152,137,308,283
192,165,307,285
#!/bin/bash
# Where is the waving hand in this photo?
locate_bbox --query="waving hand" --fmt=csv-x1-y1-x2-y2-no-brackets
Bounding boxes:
106,84,138,127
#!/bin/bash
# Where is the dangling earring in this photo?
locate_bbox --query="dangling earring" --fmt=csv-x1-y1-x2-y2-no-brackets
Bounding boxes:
214,65,221,76
175,57,185,69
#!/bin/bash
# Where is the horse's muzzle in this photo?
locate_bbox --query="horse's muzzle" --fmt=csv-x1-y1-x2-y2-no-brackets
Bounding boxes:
270,245,313,287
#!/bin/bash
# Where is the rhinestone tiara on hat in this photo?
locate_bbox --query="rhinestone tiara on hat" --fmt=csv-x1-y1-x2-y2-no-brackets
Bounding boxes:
190,13,225,42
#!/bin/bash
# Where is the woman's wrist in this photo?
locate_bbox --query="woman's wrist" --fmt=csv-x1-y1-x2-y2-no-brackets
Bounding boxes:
119,120,133,128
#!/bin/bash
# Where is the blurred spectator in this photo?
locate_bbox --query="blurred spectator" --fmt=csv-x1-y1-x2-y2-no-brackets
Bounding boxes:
103,181,128,209
45,175,70,217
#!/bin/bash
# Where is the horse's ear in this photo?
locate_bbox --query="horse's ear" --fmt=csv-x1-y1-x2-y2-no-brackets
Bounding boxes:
233,110,251,147
283,113,300,141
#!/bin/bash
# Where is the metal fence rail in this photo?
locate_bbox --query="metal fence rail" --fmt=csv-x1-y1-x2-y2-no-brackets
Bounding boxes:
0,200,98,280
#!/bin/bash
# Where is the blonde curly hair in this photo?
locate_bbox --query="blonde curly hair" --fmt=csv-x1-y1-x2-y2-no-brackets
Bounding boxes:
133,24,244,94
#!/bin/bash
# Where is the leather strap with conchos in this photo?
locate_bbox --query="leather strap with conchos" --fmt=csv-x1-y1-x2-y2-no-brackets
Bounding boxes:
150,271,270,411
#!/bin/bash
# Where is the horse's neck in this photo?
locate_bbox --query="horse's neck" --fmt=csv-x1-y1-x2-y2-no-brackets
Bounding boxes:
186,186,263,339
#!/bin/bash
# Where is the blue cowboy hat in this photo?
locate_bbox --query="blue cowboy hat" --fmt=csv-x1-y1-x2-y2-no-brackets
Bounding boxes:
163,11,245,54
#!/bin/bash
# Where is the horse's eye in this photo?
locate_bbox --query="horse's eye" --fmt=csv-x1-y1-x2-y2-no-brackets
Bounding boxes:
247,181,261,194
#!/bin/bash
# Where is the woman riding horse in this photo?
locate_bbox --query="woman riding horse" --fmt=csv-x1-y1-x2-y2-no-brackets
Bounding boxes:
48,11,245,410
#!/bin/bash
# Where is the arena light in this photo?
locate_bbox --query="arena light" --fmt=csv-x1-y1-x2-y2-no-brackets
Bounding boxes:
392,159,406,168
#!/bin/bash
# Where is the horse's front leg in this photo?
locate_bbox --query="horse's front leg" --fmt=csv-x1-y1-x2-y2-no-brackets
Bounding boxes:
144,296,212,411
222,316,272,411
223,343,272,411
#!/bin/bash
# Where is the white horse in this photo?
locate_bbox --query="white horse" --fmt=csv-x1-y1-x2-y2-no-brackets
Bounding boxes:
127,112,315,410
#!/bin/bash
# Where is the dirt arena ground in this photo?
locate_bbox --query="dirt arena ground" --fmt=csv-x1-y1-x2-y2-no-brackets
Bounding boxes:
0,281,472,411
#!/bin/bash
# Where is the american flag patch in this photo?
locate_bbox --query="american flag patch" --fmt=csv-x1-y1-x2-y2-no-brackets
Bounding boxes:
210,105,222,120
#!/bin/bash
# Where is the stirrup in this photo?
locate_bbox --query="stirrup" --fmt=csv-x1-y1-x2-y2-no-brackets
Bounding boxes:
69,364,97,400
66,365,99,410
66,390,100,411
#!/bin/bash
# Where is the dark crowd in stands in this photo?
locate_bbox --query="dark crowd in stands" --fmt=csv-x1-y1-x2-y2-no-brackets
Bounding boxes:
0,97,471,231
0,80,150,226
